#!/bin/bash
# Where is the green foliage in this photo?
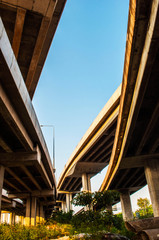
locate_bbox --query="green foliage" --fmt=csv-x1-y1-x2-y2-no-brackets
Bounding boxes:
72,190,119,211
51,210,73,224
71,192,93,209
70,191,133,238
71,211,134,238
135,198,153,219
137,198,150,209
0,223,71,240
93,190,120,210
0,213,134,239
49,209,133,238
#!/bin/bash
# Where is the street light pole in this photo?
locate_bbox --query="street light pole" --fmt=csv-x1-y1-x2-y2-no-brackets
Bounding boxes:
40,125,55,172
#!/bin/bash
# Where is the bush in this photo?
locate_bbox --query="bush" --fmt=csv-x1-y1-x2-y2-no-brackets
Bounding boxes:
0,223,71,240
51,210,73,224
70,210,134,238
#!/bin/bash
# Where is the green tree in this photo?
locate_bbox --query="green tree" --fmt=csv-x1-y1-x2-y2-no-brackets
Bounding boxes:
71,191,93,210
135,197,153,218
93,190,119,210
137,198,150,209
72,190,119,211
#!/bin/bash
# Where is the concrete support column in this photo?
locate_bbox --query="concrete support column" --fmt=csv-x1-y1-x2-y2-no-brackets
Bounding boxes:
31,197,37,226
11,212,15,225
9,213,11,225
25,197,31,226
82,173,92,211
82,173,91,192
66,193,72,212
40,204,45,222
120,190,133,221
145,160,159,217
36,202,40,224
61,201,66,212
4,213,8,223
0,166,5,224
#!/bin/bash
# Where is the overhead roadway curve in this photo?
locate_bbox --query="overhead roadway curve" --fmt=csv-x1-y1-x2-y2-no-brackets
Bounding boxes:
101,0,159,194
57,85,121,201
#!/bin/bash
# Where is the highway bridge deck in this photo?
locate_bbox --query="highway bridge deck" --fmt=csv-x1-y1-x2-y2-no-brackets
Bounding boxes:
0,0,67,98
57,85,121,202
0,0,67,223
101,0,159,194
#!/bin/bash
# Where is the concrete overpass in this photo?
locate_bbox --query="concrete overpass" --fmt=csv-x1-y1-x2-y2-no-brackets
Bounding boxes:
0,0,67,98
99,0,159,236
57,0,159,233
0,0,67,225
57,85,121,211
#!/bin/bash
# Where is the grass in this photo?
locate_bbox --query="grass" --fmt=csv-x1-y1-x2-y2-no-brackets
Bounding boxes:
0,212,135,240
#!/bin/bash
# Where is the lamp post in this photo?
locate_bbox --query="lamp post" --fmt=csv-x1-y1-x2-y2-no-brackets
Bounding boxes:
40,125,55,172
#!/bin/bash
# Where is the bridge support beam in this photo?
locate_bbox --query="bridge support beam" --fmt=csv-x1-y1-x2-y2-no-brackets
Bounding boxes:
82,173,91,192
66,193,72,212
36,202,40,224
25,197,38,226
82,173,92,211
61,201,66,212
25,197,31,226
120,190,133,221
31,197,37,226
0,166,5,224
40,204,45,222
145,160,159,217
11,212,16,225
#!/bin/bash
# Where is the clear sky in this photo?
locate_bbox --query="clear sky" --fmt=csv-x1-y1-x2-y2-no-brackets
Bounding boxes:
33,0,150,211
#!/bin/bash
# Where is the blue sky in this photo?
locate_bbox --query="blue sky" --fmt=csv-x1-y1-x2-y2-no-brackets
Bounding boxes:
33,0,150,210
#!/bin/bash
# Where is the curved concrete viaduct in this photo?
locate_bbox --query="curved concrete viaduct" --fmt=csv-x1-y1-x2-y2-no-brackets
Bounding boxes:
99,0,159,228
57,3,159,234
57,85,121,211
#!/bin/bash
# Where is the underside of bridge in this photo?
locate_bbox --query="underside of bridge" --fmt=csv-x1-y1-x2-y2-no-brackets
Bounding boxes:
99,0,159,236
0,0,67,224
0,0,66,98
57,3,159,238
101,0,159,195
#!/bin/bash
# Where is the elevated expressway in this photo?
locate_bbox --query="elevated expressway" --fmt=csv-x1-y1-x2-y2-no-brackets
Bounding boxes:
0,0,67,98
100,0,159,227
0,0,67,224
57,85,121,211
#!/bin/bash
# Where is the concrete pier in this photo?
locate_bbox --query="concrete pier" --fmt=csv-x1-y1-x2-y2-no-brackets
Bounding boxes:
61,201,66,212
120,190,133,221
82,173,91,192
31,197,37,226
0,166,4,223
66,193,72,212
25,198,31,226
145,160,159,217
40,204,45,222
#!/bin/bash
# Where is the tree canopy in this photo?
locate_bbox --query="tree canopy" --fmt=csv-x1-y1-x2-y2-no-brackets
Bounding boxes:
135,197,153,219
71,190,119,210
